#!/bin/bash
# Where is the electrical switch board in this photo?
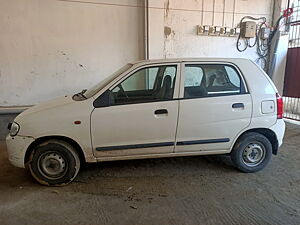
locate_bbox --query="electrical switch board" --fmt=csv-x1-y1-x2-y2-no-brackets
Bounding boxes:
196,25,240,37
261,27,270,39
240,21,256,38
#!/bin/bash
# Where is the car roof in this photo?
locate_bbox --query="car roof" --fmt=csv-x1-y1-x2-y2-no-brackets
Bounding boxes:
131,57,251,66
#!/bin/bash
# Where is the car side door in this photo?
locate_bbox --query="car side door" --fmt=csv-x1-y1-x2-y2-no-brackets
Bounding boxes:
91,63,180,159
175,62,252,153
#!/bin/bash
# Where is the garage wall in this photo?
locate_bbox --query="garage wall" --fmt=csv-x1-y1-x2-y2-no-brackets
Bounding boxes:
0,0,286,107
0,0,144,106
148,0,274,60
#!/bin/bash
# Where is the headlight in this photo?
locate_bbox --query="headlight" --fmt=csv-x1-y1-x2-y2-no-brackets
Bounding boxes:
9,122,20,136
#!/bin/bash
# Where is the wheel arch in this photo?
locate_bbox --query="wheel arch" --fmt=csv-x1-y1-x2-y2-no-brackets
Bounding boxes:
24,135,86,166
233,128,279,155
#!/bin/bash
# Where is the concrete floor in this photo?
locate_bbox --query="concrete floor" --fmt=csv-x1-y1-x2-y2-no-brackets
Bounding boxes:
0,123,299,225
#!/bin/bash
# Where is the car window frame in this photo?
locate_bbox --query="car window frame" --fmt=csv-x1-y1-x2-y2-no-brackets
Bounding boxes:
180,62,249,99
93,63,181,108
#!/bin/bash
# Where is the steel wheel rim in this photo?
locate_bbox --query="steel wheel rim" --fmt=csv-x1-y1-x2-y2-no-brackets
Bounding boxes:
37,151,68,180
242,142,266,167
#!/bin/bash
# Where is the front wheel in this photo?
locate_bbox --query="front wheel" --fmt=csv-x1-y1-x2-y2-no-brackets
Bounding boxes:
231,132,272,173
28,140,80,186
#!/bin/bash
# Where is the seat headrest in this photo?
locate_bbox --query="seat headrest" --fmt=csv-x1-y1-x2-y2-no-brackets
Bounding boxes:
163,75,172,87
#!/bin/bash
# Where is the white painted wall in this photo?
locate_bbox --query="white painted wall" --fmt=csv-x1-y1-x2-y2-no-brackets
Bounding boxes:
0,0,287,106
148,0,274,61
148,0,290,93
0,0,144,106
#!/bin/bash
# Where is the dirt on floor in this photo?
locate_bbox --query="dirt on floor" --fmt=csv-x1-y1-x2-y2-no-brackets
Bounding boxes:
0,123,300,225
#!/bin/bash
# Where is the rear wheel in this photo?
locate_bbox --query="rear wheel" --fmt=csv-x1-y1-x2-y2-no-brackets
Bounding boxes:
29,140,80,186
231,132,272,173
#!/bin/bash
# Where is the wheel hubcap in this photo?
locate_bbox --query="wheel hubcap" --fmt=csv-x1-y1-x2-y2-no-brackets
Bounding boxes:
38,152,67,180
242,143,265,167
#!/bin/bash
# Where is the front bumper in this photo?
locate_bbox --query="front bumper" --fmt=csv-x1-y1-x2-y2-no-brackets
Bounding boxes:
6,135,35,168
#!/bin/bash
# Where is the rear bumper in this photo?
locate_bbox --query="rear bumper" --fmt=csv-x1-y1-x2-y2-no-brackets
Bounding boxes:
269,119,285,152
6,135,35,168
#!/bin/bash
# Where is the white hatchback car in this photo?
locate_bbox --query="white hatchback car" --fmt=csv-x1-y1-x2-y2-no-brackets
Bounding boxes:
7,58,285,186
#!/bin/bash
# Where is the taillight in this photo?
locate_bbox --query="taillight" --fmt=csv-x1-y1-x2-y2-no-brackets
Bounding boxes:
276,93,283,119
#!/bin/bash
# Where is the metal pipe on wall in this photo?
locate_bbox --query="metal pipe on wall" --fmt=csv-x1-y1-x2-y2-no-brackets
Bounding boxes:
144,0,149,60
232,0,236,27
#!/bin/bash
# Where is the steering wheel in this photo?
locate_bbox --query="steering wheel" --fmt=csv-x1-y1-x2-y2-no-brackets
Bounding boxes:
118,84,129,99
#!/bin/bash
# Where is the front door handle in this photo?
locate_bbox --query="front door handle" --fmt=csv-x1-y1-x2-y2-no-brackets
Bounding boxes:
232,103,244,108
155,109,168,115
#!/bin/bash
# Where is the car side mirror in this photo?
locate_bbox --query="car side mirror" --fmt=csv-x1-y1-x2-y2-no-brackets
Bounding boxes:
93,90,112,108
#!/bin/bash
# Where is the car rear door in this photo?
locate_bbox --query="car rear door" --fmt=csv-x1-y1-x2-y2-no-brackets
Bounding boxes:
175,62,252,153
91,63,180,158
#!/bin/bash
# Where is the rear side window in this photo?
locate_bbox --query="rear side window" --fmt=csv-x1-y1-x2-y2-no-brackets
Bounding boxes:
184,67,204,87
184,64,245,98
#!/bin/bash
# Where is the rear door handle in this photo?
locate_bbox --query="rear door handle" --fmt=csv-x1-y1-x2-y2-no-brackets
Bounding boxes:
155,109,168,115
232,103,244,108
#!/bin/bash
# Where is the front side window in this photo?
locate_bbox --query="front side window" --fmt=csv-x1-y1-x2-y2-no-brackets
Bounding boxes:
84,64,132,99
184,64,244,98
110,65,177,105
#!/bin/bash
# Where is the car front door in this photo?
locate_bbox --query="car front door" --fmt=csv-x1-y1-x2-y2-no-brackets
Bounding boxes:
91,63,180,158
175,62,252,153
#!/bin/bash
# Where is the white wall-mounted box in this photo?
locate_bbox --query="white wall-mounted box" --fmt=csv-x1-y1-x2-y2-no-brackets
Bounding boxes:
241,21,257,38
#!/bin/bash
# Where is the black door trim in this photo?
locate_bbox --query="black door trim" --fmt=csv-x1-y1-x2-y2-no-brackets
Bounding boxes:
96,138,230,151
176,138,230,146
96,142,174,151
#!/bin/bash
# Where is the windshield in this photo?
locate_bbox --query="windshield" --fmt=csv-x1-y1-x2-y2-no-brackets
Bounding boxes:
84,63,133,99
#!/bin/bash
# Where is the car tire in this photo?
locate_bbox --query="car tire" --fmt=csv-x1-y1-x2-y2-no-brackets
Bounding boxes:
28,140,80,186
231,132,272,173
